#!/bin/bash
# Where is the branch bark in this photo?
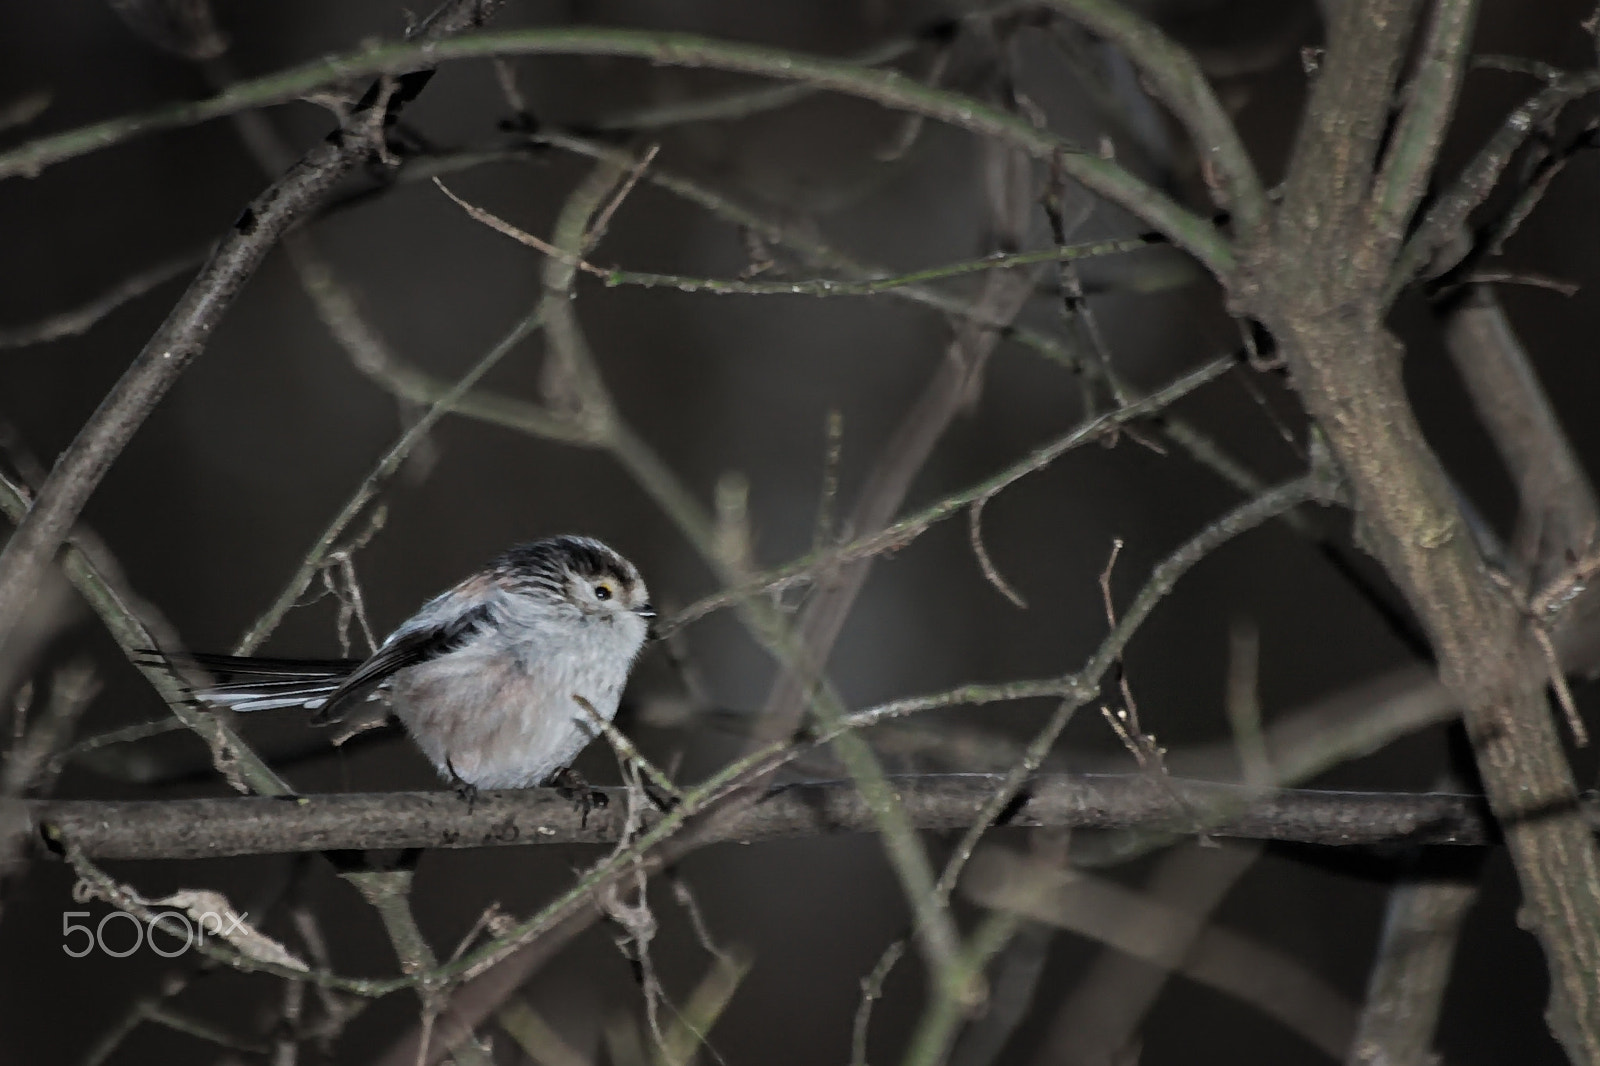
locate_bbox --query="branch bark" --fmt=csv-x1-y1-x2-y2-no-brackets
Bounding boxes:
1346,848,1482,1066
1241,0,1600,1057
1443,287,1599,587
30,774,1582,861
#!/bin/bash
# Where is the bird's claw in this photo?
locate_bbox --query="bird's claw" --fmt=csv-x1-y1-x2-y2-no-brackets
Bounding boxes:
447,758,480,813
550,767,608,827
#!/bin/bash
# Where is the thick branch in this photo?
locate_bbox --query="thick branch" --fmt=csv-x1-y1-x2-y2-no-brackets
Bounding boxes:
1365,0,1480,264
29,775,1579,861
1278,0,1424,274
1243,1,1600,1054
0,135,369,659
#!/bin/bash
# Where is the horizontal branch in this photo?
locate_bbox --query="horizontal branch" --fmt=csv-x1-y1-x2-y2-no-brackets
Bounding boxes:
31,774,1586,861
592,235,1163,297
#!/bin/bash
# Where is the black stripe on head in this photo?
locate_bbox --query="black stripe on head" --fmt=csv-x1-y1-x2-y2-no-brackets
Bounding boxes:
493,535,638,591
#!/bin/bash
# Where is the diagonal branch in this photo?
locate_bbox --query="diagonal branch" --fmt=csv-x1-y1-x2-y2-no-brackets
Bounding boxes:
0,0,506,681
1364,0,1481,265
0,466,290,796
1345,827,1482,1066
1041,0,1266,241
1241,1,1600,1054
1442,287,1599,588
1391,68,1600,294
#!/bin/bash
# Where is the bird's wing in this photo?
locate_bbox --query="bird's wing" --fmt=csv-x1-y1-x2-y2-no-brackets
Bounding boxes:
311,598,496,724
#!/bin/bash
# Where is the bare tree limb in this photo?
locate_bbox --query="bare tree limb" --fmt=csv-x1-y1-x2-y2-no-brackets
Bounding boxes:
1345,847,1481,1066
1365,0,1481,265
0,27,1234,275
1392,68,1600,294
1277,0,1424,275
1040,0,1266,240
0,464,292,796
1347,252,1598,1066
1443,287,1599,588
343,869,494,1066
966,846,1358,1060
30,774,1567,861
1245,0,1600,1054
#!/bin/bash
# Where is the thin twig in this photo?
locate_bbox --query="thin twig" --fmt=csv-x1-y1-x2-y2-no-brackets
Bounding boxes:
233,303,547,655
0,27,1236,273
968,495,1027,608
0,0,509,693
573,693,682,802
0,462,290,796
661,356,1237,635
0,250,204,349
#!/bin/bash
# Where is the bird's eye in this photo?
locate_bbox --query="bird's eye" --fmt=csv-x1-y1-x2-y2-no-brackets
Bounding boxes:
594,582,614,601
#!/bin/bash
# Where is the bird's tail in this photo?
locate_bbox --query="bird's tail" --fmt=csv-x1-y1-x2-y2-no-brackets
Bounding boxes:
140,652,363,714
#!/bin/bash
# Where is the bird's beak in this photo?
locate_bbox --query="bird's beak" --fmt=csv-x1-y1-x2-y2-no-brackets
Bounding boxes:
636,602,656,620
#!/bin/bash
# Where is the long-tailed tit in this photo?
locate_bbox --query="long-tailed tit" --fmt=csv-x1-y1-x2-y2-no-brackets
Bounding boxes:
174,535,653,792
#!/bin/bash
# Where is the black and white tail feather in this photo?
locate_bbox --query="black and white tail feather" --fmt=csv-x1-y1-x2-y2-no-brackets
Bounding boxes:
147,598,494,724
153,652,365,715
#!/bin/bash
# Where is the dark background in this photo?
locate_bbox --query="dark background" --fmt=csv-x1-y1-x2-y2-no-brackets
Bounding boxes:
1,1,1597,1063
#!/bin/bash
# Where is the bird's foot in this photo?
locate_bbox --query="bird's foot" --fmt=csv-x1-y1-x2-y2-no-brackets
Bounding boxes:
447,758,479,813
549,767,608,827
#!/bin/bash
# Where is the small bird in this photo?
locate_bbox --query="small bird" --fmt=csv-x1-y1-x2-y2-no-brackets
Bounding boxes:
175,535,653,794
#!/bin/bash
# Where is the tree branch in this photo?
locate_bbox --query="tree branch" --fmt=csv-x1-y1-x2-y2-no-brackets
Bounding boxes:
1041,0,1266,241
0,0,506,680
1442,286,1599,588
1365,0,1481,264
1345,845,1481,1065
1391,67,1600,295
30,774,1567,861
1246,0,1600,1052
1277,0,1424,275
0,27,1234,275
0,466,291,796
